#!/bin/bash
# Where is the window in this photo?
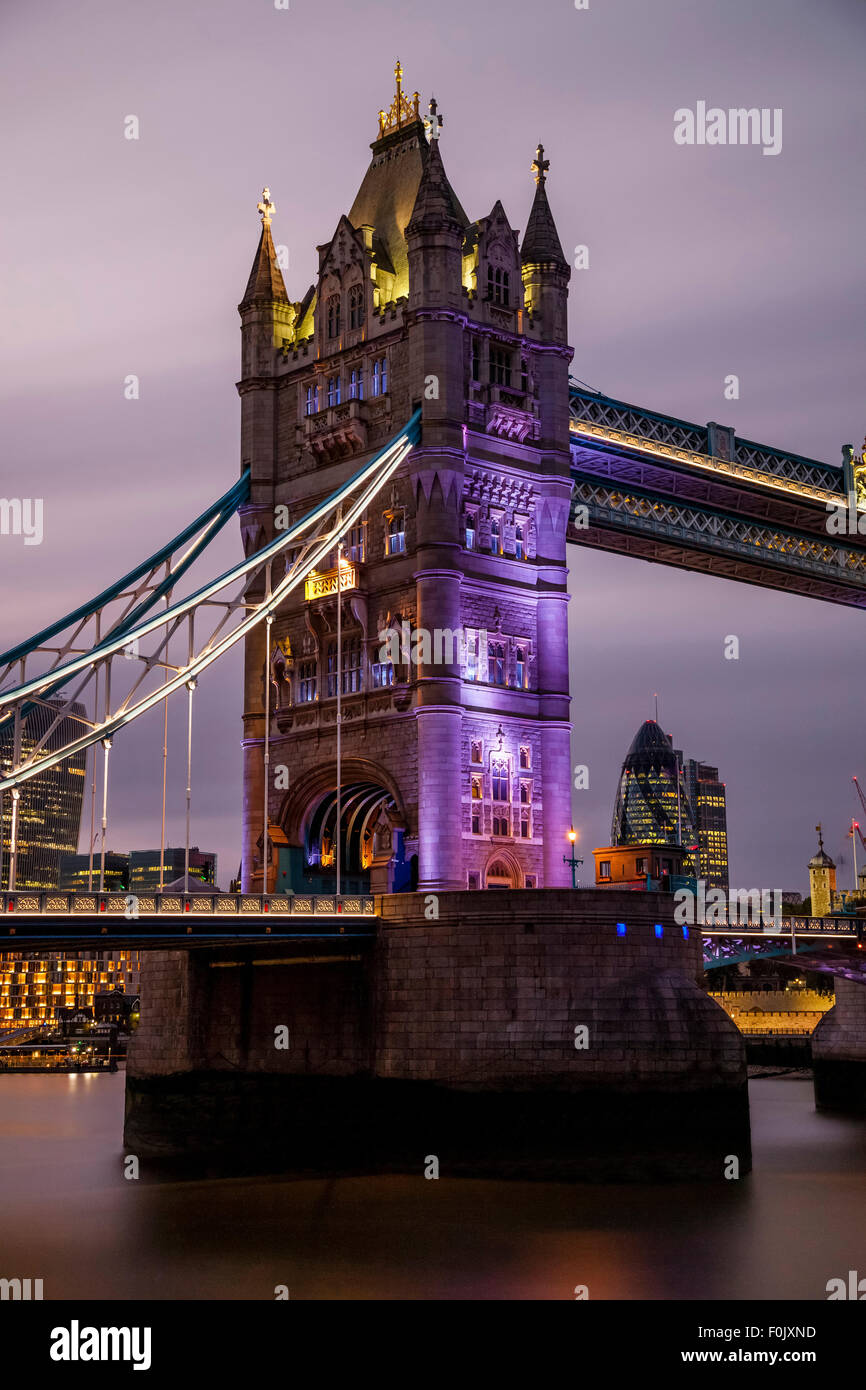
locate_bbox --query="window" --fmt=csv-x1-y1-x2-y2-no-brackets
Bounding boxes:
471,811,481,836
515,524,525,561
327,295,341,339
524,875,536,889
305,384,319,417
599,860,611,879
471,775,482,800
636,857,647,874
465,631,478,682
520,808,530,838
519,745,531,770
372,661,394,688
471,338,480,381
386,513,405,556
327,375,341,407
515,647,527,690
520,781,531,805
487,266,510,306
490,517,501,555
490,347,512,386
471,740,482,764
493,812,509,837
372,356,388,396
465,513,476,550
326,636,362,696
491,759,509,802
349,367,364,400
490,642,506,687
298,660,317,703
348,284,365,330
344,523,364,563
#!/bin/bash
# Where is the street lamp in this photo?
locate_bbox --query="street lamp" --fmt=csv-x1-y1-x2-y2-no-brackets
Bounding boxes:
563,826,583,889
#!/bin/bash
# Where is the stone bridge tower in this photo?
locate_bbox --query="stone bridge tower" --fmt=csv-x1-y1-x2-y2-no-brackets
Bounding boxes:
237,65,574,894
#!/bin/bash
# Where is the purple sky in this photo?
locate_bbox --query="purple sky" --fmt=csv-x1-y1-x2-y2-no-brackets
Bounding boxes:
1,0,864,891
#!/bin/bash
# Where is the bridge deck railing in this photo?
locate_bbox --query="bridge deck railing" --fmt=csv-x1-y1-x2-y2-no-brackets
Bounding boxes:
0,891,377,920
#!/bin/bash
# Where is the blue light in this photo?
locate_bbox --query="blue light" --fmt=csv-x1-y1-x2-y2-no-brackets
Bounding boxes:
654,923,664,939
681,925,689,940
616,921,627,936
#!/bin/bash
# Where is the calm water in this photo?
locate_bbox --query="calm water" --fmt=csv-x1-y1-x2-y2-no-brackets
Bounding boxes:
1,1072,865,1300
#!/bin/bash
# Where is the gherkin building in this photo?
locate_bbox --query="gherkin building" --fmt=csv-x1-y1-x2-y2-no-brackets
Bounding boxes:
611,720,697,870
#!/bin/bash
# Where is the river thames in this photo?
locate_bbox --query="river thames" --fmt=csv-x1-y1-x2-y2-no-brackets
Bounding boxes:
1,1071,864,1300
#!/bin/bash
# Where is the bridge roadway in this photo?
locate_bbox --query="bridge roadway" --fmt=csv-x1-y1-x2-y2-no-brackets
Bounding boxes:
568,386,866,607
2,891,862,961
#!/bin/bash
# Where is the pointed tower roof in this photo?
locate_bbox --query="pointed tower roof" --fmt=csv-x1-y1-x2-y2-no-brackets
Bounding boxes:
808,824,835,870
521,143,567,267
240,188,289,309
348,70,467,297
406,136,465,236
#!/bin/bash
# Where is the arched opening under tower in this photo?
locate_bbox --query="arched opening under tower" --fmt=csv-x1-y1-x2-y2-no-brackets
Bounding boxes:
276,763,414,895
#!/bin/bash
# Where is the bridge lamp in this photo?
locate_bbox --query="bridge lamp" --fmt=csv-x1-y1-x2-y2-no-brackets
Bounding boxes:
563,827,582,889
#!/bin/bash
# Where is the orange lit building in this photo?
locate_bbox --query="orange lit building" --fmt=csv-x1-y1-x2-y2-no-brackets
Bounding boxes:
593,841,693,890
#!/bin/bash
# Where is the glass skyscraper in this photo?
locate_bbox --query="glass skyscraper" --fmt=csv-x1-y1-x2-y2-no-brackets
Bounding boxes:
0,700,87,889
681,758,729,890
611,720,698,874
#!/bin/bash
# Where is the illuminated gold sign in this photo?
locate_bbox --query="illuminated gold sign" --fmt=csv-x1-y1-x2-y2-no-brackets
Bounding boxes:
304,563,359,602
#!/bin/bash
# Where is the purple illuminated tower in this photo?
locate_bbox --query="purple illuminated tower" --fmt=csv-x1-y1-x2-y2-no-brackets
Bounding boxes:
238,68,573,893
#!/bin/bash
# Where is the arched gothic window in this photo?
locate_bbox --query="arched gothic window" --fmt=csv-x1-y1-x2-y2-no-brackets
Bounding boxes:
348,284,365,330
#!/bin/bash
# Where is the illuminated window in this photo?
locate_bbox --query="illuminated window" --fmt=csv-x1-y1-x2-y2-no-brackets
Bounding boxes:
327,295,341,338
348,285,365,330
349,367,364,400
326,636,362,696
491,759,509,802
371,661,394,688
515,647,527,689
344,523,365,562
386,513,405,555
305,384,319,416
371,356,388,396
471,775,482,800
490,642,506,686
515,524,525,561
465,513,476,550
465,631,478,682
490,517,501,555
599,860,611,878
327,376,341,407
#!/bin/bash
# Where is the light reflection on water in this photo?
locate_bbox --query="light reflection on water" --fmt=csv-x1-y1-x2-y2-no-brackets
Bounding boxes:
0,1073,864,1300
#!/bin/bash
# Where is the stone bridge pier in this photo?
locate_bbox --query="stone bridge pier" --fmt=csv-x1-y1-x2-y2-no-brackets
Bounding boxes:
812,977,866,1112
124,889,750,1180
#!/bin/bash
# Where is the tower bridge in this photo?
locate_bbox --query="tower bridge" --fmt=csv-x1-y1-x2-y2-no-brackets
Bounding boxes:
2,64,865,1168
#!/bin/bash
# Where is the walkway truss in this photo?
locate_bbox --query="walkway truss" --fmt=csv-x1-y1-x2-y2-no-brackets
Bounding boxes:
0,413,421,883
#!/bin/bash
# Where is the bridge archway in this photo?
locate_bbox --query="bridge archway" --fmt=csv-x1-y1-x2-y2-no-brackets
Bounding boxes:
279,759,409,893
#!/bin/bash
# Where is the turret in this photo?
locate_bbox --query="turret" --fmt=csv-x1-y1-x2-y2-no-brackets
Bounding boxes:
808,824,837,915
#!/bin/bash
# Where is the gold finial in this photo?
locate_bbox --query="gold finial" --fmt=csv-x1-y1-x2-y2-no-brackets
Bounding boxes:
377,60,421,138
257,187,275,227
531,143,550,185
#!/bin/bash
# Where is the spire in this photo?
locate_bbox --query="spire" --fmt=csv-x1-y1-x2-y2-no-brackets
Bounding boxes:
521,143,567,267
406,134,464,236
241,188,289,308
377,58,421,139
